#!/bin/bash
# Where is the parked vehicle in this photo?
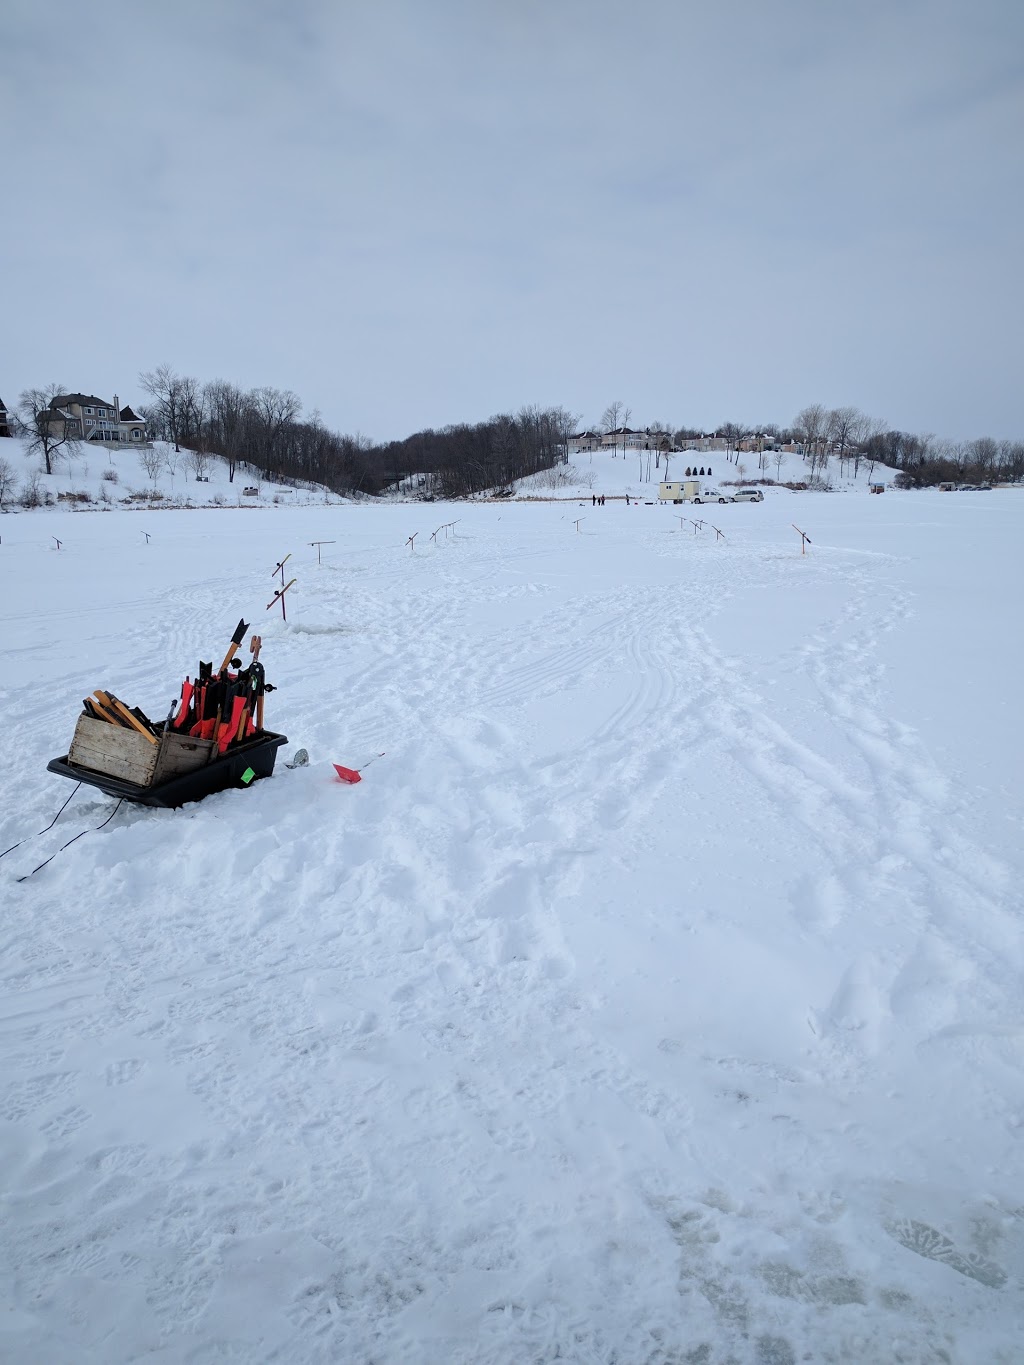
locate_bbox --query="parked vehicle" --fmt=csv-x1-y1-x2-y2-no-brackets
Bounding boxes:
693,489,734,504
732,488,764,502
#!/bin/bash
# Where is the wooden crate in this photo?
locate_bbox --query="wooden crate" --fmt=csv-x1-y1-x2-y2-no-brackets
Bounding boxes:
67,716,213,788
152,729,215,784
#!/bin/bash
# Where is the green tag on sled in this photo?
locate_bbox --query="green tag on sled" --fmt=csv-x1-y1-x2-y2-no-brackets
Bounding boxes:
240,767,256,785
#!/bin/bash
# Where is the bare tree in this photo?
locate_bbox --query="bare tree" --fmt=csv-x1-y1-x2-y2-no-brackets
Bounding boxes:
551,406,582,465
16,385,81,474
204,380,250,482
139,364,198,452
620,406,632,455
773,449,785,481
20,469,44,507
794,404,827,473
140,447,164,485
179,374,205,451
249,387,301,472
163,445,181,484
601,400,629,455
600,400,623,433
853,415,886,476
185,447,211,480
718,421,744,465
828,406,860,475
0,455,18,508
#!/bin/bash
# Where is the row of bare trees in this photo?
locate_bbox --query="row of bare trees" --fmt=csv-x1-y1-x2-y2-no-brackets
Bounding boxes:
374,406,580,499
592,399,1024,488
135,367,385,493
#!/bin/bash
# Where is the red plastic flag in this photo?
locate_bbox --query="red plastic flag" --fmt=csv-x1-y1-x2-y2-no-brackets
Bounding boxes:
333,764,362,784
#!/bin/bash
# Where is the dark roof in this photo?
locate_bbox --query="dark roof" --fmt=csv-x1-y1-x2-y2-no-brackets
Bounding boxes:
120,405,142,421
0,397,7,411
51,393,113,409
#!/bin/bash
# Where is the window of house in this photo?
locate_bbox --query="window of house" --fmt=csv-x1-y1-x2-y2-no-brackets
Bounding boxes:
85,407,93,415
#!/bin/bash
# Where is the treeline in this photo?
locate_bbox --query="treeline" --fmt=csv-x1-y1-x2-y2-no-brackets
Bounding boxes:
374,406,578,498
787,405,1024,487
14,370,1024,498
138,367,382,495
137,367,577,498
596,401,1024,488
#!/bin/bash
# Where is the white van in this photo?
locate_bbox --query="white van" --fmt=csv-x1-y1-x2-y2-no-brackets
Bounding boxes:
732,488,764,502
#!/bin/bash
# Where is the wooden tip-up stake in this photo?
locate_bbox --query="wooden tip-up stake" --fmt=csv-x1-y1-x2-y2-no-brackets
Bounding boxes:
308,541,335,565
267,578,296,620
792,524,811,555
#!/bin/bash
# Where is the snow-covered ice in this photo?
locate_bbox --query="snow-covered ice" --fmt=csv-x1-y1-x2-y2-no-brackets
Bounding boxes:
2,484,1022,1362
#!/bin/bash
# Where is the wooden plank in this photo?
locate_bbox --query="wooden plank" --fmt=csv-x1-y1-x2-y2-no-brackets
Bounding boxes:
95,691,158,745
68,715,159,784
152,731,214,783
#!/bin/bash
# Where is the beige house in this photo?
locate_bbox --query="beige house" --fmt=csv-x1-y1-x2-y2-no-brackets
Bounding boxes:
42,393,148,444
602,427,653,449
567,430,603,454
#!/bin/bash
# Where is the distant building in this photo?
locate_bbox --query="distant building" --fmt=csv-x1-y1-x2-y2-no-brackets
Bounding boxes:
41,393,148,444
601,428,651,449
567,430,603,454
0,397,11,438
683,434,731,453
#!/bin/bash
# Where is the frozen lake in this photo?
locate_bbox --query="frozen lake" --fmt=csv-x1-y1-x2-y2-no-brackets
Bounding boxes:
2,488,1022,1362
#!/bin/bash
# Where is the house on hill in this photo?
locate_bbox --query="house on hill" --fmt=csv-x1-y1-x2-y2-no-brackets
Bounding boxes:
602,427,648,449
567,431,603,454
41,393,148,444
0,397,11,438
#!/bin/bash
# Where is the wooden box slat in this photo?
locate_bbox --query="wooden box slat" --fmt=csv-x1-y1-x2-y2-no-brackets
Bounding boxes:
68,715,160,785
68,715,218,788
152,730,214,783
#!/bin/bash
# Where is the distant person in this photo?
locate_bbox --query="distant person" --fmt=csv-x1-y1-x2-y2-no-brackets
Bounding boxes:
592,493,596,506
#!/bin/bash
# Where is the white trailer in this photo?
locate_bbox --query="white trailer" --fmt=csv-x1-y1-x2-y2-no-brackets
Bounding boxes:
658,479,702,503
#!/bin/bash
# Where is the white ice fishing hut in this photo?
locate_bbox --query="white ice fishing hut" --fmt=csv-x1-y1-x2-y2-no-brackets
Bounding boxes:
658,479,702,503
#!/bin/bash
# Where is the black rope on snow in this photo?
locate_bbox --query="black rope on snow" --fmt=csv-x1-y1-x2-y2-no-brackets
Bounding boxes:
0,782,83,861
17,798,125,882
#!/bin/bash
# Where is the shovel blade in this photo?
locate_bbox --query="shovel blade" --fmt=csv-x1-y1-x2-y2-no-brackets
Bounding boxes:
333,764,362,784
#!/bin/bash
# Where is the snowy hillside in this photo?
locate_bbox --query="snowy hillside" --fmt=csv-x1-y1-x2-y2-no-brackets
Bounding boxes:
514,443,896,502
2,490,1022,1361
0,435,350,510
0,432,896,515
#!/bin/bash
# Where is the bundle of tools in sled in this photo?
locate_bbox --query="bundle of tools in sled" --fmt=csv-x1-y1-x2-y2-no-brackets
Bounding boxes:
81,618,276,757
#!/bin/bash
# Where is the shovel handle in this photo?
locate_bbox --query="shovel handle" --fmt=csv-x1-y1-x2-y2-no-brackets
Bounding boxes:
94,691,158,744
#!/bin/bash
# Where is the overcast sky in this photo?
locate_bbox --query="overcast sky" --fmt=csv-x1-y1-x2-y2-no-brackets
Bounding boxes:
3,0,1022,441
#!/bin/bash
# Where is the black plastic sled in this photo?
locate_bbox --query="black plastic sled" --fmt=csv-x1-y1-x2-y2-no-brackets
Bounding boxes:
47,731,288,809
